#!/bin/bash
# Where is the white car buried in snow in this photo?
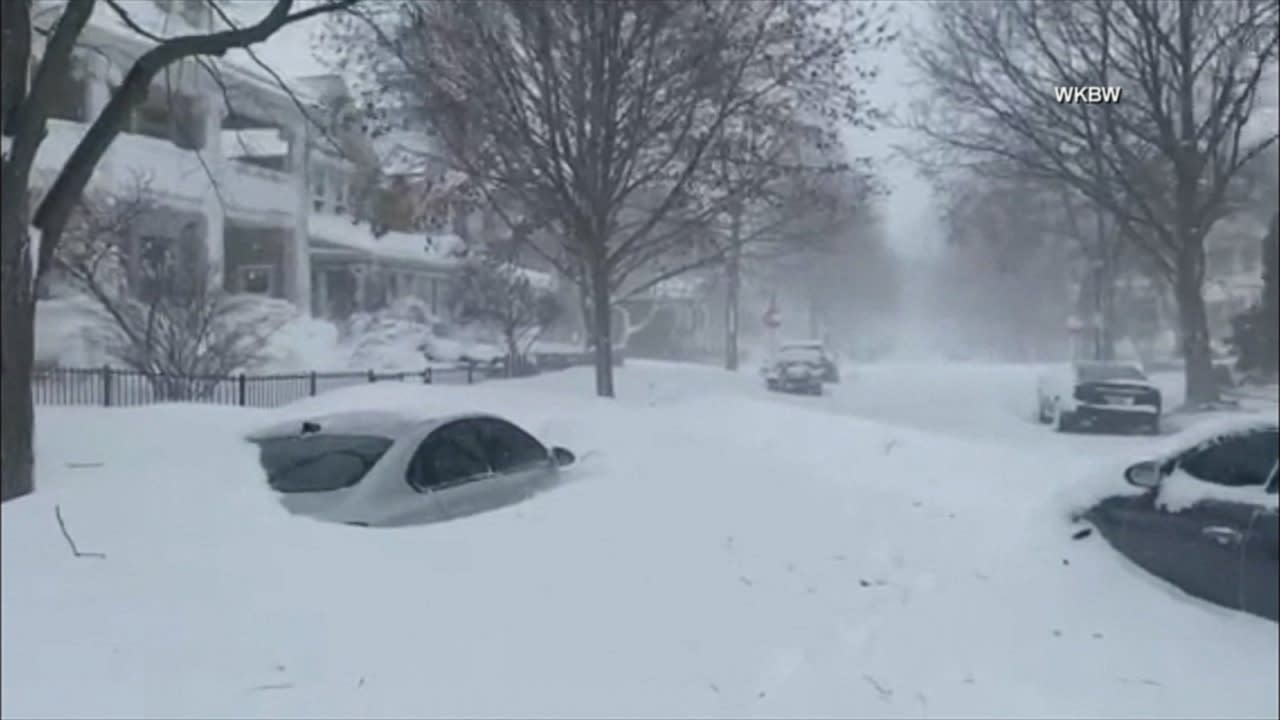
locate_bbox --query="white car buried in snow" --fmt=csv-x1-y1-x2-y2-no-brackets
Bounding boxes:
247,410,577,527
1037,361,1162,434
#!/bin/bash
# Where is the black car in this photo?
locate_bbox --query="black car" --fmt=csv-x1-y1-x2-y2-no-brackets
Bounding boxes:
763,347,826,396
1081,417,1278,622
779,342,840,383
1037,361,1162,434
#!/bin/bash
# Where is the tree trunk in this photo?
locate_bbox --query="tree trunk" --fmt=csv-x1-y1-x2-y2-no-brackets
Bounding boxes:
504,328,519,379
1262,209,1279,377
577,274,593,351
1174,243,1218,405
724,240,741,371
588,261,615,397
0,206,37,503
1171,1,1217,406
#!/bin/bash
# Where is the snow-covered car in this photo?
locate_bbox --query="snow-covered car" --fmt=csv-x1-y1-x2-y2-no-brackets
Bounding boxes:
779,340,840,383
1080,415,1278,621
1036,361,1162,434
247,410,576,527
763,346,825,396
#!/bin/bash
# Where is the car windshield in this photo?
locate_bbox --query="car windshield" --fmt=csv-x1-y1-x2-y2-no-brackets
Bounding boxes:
1077,363,1146,382
255,434,394,493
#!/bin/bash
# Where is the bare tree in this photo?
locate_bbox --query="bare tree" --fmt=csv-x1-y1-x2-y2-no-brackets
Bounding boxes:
1,0,361,502
51,178,290,400
449,241,563,378
327,0,893,397
908,0,1279,404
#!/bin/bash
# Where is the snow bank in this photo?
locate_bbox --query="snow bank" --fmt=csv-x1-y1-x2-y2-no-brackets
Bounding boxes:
3,363,1276,718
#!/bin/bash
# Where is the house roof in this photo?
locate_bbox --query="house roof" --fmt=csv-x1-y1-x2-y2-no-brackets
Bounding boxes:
308,212,463,269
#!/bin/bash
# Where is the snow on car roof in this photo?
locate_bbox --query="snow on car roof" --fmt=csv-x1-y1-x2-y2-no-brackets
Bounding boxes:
1148,412,1278,461
246,409,506,442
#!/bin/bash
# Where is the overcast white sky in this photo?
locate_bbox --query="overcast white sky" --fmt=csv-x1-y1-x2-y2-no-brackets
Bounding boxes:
838,0,941,261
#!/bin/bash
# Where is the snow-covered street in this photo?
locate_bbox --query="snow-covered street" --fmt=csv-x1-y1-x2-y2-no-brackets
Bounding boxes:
3,360,1276,719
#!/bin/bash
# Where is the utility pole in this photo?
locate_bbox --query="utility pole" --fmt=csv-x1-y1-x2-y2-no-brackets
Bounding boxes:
724,200,743,371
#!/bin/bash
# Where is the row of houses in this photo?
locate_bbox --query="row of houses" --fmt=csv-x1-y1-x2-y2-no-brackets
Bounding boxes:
17,3,514,326
12,2,752,365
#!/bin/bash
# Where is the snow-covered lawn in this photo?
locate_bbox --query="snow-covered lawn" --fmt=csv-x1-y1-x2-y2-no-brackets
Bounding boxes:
3,362,1276,718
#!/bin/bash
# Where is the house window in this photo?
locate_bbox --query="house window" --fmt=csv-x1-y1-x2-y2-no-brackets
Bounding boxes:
178,0,207,27
239,265,275,295
46,57,88,123
333,175,348,215
312,172,327,213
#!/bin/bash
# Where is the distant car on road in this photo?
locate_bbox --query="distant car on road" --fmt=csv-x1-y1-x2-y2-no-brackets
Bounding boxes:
247,410,576,527
779,340,840,383
1080,416,1278,622
763,346,826,396
1037,361,1162,434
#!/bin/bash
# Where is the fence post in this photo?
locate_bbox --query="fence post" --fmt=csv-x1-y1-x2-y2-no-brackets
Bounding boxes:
368,369,377,384
102,365,112,407
423,367,432,384
237,373,247,406
309,371,318,396
466,363,474,384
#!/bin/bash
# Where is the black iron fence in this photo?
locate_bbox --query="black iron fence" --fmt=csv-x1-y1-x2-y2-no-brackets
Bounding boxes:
31,364,485,409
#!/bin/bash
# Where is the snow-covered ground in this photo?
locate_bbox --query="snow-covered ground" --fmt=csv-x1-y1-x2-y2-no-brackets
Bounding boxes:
3,361,1276,719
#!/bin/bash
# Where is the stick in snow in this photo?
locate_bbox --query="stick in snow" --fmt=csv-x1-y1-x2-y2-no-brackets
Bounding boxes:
54,505,106,559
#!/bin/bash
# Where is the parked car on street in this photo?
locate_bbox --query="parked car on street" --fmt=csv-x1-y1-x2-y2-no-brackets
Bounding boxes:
247,410,577,527
763,346,826,396
1079,415,1278,622
779,340,840,383
1037,361,1162,434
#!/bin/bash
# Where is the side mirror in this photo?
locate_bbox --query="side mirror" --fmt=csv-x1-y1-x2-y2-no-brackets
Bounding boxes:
1125,461,1163,489
551,446,576,467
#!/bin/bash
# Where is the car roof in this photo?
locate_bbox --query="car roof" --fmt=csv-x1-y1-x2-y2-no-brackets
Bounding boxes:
1073,361,1143,371
246,409,510,442
1149,412,1278,460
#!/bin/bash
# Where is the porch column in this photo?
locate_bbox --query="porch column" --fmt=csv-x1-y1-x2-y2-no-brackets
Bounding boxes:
201,95,226,275
286,120,312,312
84,55,112,120
314,267,330,319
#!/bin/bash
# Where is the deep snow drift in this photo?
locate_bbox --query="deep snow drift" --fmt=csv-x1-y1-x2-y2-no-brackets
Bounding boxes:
2,362,1276,719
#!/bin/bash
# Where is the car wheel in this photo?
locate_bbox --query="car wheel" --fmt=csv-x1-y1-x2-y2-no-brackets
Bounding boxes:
1054,402,1075,433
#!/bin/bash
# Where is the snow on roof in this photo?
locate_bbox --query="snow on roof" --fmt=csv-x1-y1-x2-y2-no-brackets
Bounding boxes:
77,1,328,106
375,131,443,176
222,128,288,158
508,265,556,291
652,276,705,299
308,213,462,268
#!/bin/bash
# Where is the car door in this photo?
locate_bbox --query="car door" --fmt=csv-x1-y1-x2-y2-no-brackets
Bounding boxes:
1240,464,1279,621
469,417,557,511
408,420,495,521
1087,490,1245,611
1135,429,1279,612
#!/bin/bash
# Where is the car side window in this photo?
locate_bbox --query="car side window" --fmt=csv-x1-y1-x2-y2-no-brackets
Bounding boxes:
256,434,394,493
478,418,550,474
407,421,490,491
1179,430,1279,488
